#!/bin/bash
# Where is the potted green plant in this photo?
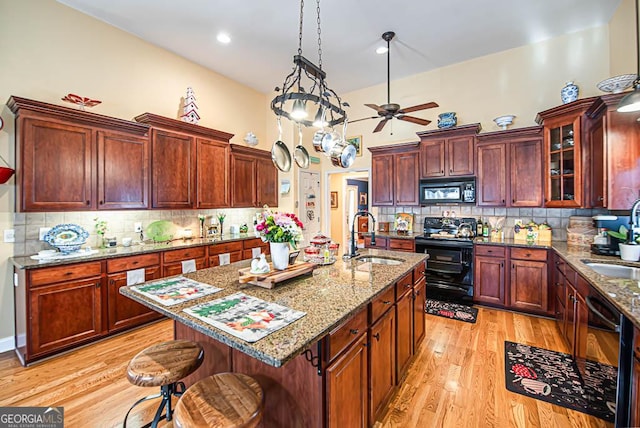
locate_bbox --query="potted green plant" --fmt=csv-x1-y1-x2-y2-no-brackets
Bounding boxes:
607,226,640,261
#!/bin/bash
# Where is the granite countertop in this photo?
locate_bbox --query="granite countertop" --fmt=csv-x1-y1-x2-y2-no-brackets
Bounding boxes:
120,249,428,368
11,234,264,270
475,237,640,329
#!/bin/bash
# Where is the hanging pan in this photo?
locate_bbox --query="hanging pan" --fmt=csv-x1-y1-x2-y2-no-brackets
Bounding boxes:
294,125,310,169
329,119,356,168
271,117,291,172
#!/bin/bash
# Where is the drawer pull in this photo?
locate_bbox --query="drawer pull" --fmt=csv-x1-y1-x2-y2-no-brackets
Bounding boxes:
373,333,380,341
96,281,101,289
109,279,114,285
382,300,392,305
349,329,359,335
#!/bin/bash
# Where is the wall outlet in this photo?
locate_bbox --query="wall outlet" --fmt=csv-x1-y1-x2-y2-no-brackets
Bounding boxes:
39,227,52,241
3,229,14,243
134,222,142,233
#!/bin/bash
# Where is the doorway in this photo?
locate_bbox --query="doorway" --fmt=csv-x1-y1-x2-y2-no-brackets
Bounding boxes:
298,171,321,246
324,169,370,252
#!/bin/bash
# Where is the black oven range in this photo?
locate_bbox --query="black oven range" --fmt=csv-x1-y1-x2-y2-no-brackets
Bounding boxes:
415,216,477,303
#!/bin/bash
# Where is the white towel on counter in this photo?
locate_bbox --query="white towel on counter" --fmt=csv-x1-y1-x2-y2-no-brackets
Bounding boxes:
251,247,261,258
127,268,145,286
182,259,197,273
219,253,230,266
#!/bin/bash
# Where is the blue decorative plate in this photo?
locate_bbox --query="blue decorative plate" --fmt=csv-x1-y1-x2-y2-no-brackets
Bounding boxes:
44,224,89,254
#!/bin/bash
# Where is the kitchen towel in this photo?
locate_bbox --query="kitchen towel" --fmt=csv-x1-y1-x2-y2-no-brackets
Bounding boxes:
126,268,146,286
181,259,197,273
219,253,231,266
252,247,262,258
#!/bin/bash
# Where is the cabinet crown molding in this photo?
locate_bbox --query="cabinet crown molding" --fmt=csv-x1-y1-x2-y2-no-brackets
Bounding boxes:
134,112,234,142
416,123,481,139
7,96,149,136
476,125,542,142
367,141,420,154
535,97,599,125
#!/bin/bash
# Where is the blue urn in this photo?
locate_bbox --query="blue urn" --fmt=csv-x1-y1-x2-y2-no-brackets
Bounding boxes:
437,112,457,129
561,81,579,104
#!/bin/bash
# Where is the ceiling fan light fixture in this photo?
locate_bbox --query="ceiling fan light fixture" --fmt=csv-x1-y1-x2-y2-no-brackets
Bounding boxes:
270,0,347,129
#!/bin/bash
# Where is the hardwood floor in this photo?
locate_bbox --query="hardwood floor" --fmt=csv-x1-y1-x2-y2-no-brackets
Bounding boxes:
0,309,612,427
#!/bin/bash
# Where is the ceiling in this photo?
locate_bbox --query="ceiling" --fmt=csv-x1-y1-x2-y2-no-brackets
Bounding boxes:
58,0,621,95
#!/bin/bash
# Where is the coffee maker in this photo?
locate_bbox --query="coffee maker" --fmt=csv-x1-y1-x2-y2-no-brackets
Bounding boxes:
591,214,631,256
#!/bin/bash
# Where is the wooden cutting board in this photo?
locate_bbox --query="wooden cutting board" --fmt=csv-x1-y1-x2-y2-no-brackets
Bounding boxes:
238,261,316,289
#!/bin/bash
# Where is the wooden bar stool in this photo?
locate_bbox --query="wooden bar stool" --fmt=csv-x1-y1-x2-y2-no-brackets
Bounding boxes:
174,373,264,428
123,340,204,428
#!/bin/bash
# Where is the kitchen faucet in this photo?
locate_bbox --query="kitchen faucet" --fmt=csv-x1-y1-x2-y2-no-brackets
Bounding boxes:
347,211,376,258
630,198,640,244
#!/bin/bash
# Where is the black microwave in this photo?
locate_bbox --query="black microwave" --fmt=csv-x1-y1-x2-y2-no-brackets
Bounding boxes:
419,177,476,205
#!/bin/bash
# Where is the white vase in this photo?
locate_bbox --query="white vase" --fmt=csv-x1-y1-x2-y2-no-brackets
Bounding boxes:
270,242,290,270
619,243,640,261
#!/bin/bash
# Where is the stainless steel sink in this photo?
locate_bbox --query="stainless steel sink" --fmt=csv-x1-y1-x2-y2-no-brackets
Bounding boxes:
356,255,404,266
584,262,640,280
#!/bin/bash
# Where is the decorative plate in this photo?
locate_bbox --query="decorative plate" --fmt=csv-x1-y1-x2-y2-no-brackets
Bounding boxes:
44,224,89,253
146,220,176,242
596,74,636,94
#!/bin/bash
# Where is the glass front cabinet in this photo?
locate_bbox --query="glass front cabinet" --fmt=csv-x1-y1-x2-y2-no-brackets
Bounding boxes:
536,98,597,208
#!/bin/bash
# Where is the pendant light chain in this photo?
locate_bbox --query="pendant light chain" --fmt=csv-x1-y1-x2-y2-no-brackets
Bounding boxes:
297,0,304,56
316,0,322,70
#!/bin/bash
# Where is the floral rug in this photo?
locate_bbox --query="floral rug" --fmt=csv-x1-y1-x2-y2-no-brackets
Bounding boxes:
505,341,616,422
424,299,478,323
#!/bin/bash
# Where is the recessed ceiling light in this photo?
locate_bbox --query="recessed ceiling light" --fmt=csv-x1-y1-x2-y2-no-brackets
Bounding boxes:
217,33,231,44
376,46,388,55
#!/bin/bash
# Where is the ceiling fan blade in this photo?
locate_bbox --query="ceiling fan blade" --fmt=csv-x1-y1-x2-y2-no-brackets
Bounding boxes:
397,115,431,126
365,103,386,113
349,116,378,124
373,118,390,133
399,102,439,114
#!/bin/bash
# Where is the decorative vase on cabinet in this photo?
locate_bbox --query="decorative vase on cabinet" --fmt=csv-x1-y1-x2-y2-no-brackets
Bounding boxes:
561,82,579,104
269,242,290,270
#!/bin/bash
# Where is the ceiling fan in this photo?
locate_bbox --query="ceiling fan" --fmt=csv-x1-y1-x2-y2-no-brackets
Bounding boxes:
351,31,438,133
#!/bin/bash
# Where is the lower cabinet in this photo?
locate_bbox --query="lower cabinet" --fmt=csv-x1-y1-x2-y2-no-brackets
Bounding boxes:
364,237,415,252
15,261,105,364
396,279,414,382
369,306,396,423
106,253,163,332
413,273,427,350
474,245,549,315
162,246,208,276
209,241,243,267
631,327,640,427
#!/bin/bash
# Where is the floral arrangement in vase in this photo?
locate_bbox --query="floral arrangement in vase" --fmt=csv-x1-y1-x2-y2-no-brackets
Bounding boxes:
255,208,304,250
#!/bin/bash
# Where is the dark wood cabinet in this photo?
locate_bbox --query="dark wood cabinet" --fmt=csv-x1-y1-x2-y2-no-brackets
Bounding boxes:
412,274,426,350
509,248,548,313
369,142,420,207
150,128,195,209
476,126,543,207
135,112,235,210
325,328,368,428
231,145,278,208
162,246,208,277
8,97,150,212
474,246,506,306
369,306,396,424
586,93,640,209
196,138,230,209
536,98,599,208
417,124,479,178
97,130,149,210
631,327,640,427
13,261,106,364
365,237,414,252
396,272,415,383
106,254,162,332
209,240,243,267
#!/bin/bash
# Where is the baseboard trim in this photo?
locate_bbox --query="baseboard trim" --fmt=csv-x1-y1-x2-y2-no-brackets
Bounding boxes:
0,336,14,353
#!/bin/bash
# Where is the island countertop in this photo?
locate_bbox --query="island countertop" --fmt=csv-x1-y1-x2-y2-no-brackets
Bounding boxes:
120,249,428,368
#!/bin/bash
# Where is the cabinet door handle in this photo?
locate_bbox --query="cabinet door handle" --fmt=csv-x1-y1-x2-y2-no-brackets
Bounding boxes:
373,333,380,341
526,253,531,257
500,262,504,268
512,199,515,203
449,169,452,173
86,200,90,205
96,281,101,289
440,170,444,174
598,196,604,201
109,279,114,286
99,200,104,205
502,199,505,204
382,300,392,305
349,329,359,335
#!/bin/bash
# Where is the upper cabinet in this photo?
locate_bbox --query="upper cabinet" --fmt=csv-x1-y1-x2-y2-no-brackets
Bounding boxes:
536,98,598,208
8,96,150,212
586,94,640,210
230,145,278,208
134,113,234,210
369,142,420,206
417,124,480,178
476,126,543,207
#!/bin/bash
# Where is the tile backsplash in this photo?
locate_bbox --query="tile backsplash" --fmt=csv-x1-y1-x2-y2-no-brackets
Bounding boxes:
14,208,261,256
376,206,609,241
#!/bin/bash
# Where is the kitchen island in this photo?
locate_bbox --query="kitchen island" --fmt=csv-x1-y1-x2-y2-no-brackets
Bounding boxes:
121,249,428,427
